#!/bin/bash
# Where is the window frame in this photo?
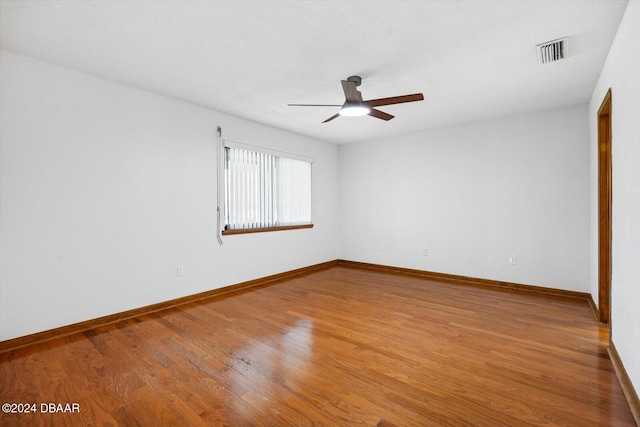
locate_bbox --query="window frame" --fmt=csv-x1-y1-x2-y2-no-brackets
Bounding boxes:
220,140,314,236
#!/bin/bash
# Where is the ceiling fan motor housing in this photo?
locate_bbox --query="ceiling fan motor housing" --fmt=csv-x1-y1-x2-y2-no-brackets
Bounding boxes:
347,75,362,87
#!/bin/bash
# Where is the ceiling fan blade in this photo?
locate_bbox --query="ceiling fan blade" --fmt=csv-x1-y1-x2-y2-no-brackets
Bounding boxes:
368,109,395,121
288,104,342,107
322,113,341,123
368,109,394,121
365,93,424,108
341,80,361,103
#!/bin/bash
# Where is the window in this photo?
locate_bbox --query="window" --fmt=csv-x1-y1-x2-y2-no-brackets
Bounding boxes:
223,144,312,234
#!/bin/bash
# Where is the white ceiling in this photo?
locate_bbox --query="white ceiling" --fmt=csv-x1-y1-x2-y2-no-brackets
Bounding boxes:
0,0,629,144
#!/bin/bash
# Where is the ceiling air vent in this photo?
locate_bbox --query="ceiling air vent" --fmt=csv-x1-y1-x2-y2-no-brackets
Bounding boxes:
536,37,567,64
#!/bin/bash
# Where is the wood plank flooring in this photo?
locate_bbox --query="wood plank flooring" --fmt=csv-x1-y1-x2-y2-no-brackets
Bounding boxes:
0,266,635,426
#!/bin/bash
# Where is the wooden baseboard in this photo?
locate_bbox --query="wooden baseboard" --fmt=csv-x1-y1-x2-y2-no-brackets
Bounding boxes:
608,340,640,426
0,260,338,354
337,259,591,301
587,294,601,323
0,259,597,354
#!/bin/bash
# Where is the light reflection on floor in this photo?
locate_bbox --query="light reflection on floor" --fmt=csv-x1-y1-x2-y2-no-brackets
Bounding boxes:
227,318,315,406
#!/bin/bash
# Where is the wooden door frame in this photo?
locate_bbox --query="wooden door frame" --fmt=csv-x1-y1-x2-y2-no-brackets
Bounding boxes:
597,89,612,325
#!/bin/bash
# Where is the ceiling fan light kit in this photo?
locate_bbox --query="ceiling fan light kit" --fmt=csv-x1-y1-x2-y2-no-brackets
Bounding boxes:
339,103,370,117
288,75,424,123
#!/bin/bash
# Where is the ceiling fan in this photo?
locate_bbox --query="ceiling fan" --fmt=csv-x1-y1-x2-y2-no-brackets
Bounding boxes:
288,75,424,123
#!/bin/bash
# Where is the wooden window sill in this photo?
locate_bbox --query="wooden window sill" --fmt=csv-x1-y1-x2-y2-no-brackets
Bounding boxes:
222,224,314,236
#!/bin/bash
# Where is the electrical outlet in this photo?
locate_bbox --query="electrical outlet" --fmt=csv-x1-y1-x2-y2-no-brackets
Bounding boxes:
423,249,429,256
379,244,385,253
509,256,517,265
177,265,184,277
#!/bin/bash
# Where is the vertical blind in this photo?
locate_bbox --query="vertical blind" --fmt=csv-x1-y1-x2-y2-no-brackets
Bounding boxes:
224,146,312,230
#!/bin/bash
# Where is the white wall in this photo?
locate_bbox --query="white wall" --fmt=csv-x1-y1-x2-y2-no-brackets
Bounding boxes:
0,50,339,341
339,105,590,292
589,1,640,398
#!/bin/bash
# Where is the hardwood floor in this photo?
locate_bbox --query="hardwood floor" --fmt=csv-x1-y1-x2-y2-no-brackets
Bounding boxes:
0,266,635,426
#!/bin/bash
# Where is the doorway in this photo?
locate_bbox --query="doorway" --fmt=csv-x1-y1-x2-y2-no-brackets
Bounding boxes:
597,89,612,325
